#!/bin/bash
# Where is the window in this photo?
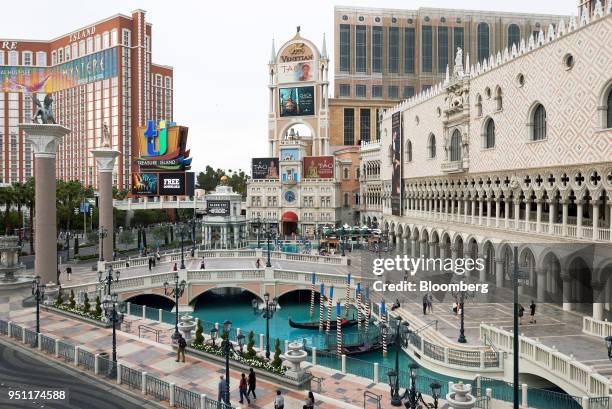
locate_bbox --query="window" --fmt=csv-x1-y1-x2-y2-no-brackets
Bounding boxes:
388,27,399,73
360,109,370,143
388,86,399,99
372,26,382,73
376,109,381,140
122,29,130,46
477,23,490,63
372,86,382,98
532,104,547,140
607,87,612,128
22,52,32,66
103,31,110,49
51,50,56,66
453,27,464,68
86,37,93,54
404,28,415,73
94,35,101,52
495,87,503,110
403,86,414,98
428,134,436,158
58,48,63,63
422,85,432,92
111,29,119,46
356,25,366,73
450,129,462,161
343,168,350,179
422,26,432,72
406,140,413,162
508,24,520,49
438,27,448,73
8,51,18,65
484,118,495,148
339,84,351,97
72,43,78,59
79,40,85,57
340,24,350,72
356,84,366,98
36,51,46,66
343,192,350,207
0,51,3,65
344,108,355,145
476,94,482,116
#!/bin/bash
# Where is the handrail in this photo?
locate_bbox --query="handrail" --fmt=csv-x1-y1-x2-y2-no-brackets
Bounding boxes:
483,333,498,354
413,320,438,334
138,324,162,343
363,390,382,409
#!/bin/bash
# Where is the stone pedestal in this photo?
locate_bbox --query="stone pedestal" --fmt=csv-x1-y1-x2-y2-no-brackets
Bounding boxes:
19,124,69,285
91,148,120,262
446,382,476,409
281,341,308,380
178,315,196,342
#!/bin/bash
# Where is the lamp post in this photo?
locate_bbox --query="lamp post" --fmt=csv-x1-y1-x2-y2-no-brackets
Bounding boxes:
98,266,120,297
98,227,108,262
31,276,45,340
223,320,232,404
102,292,122,363
265,223,275,267
258,292,278,359
382,315,410,406
179,223,187,270
164,273,186,341
402,363,420,409
450,288,475,343
340,226,346,257
210,326,218,347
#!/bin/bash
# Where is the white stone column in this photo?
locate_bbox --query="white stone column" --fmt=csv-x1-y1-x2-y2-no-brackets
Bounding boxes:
593,284,605,321
411,238,418,258
562,200,569,236
495,259,504,288
592,200,600,240
92,147,120,262
505,198,511,228
524,199,531,231
549,200,557,233
562,275,572,311
471,199,476,224
20,123,70,285
536,269,546,302
514,199,521,229
463,199,469,224
486,199,492,226
576,200,584,237
495,199,501,227
535,199,542,233
479,199,484,225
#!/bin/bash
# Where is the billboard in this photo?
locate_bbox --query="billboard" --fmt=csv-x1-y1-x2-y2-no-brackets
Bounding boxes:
207,200,230,216
303,156,334,179
0,48,118,93
135,120,192,171
391,112,402,216
132,173,158,196
280,148,300,161
277,61,317,83
279,86,314,117
132,172,194,196
252,158,279,179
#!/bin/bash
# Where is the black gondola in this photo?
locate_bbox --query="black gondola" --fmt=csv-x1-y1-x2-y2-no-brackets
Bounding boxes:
288,318,358,330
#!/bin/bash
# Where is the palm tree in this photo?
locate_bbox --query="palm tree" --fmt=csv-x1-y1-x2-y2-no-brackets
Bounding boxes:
24,178,35,254
12,182,27,231
0,185,14,234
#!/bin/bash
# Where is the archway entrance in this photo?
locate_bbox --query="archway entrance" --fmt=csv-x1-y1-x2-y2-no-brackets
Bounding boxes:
281,211,299,236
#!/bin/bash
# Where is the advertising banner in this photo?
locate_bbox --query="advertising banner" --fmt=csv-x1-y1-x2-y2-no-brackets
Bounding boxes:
132,172,194,196
159,173,186,196
391,112,402,216
303,156,334,179
251,158,279,179
132,173,159,196
280,148,300,161
0,47,118,93
135,120,192,171
207,200,230,216
277,61,317,83
279,86,314,117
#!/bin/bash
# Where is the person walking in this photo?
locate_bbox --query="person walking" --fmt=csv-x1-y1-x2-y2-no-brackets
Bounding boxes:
303,391,315,409
176,334,186,363
247,368,257,399
255,258,260,268
452,300,458,316
427,293,434,314
518,303,525,325
148,257,153,271
200,259,206,269
274,390,285,409
422,294,428,315
529,300,536,324
173,262,178,271
239,373,250,404
66,266,72,281
218,376,228,404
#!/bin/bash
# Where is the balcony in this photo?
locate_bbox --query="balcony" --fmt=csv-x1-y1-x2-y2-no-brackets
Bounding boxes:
441,159,469,174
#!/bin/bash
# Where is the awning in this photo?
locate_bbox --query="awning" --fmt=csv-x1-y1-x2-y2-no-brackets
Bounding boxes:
281,211,299,222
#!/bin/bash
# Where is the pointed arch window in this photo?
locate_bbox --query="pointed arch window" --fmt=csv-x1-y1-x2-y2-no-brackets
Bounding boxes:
450,129,462,161
428,134,436,158
484,118,495,148
532,104,547,140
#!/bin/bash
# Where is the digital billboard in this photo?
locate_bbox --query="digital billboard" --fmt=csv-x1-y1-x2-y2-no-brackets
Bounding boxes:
277,61,317,83
131,173,158,196
391,112,402,216
207,200,230,216
303,156,334,179
132,172,194,196
251,158,279,179
280,148,300,161
279,86,314,117
0,48,118,93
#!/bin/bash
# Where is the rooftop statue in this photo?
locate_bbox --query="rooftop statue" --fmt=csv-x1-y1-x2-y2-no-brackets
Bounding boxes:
31,94,57,124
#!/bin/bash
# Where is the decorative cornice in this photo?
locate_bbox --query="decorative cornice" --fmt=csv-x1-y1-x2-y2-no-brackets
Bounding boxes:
91,148,121,172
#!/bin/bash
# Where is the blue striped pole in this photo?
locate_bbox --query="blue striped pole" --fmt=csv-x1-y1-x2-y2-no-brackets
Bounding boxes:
336,302,342,356
344,273,351,317
318,283,325,332
356,283,362,332
381,300,387,357
326,286,334,334
309,273,316,318
365,287,371,337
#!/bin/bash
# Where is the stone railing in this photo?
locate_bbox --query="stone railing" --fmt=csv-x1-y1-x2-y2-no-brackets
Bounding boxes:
583,316,612,337
480,323,611,396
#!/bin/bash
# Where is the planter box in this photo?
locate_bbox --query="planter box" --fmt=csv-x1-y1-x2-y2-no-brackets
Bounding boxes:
42,304,111,329
186,346,311,390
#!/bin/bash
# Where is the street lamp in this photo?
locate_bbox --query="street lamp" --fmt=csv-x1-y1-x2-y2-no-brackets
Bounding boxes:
450,288,476,343
403,363,421,409
264,223,275,268
223,320,232,404
164,273,186,341
417,382,442,409
210,327,218,347
255,292,278,359
31,276,45,342
383,315,410,406
179,224,188,270
340,226,347,257
98,266,120,296
98,227,108,262
102,292,122,363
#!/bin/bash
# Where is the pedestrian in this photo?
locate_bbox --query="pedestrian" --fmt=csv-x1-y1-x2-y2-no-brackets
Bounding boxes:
239,373,250,404
518,303,525,325
173,262,178,271
255,258,260,268
66,266,72,281
422,294,428,315
112,250,116,261
148,257,152,271
452,300,458,315
529,300,536,324
56,268,61,285
427,293,434,314
274,390,285,409
303,391,315,409
218,375,228,403
176,334,186,363
247,367,257,399
200,260,206,269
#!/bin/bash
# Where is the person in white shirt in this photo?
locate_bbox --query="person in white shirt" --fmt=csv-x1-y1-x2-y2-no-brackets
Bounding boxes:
274,390,285,409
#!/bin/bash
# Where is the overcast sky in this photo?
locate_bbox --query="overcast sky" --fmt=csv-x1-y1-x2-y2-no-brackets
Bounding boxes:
2,0,575,174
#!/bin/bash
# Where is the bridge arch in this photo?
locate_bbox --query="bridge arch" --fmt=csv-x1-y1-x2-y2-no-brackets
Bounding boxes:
189,285,265,306
125,293,176,309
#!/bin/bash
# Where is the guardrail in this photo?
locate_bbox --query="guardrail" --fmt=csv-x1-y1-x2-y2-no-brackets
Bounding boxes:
0,319,234,409
583,316,612,337
480,323,611,396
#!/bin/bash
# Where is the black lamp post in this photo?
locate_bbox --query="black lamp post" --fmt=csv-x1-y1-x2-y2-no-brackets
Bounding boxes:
31,276,45,341
102,292,122,363
98,227,108,262
382,316,410,406
98,266,120,297
210,327,218,347
340,226,347,257
402,363,420,409
264,223,275,268
253,217,261,248
164,273,186,341
450,288,475,343
256,293,278,359
223,320,232,404
179,224,187,270
191,217,197,253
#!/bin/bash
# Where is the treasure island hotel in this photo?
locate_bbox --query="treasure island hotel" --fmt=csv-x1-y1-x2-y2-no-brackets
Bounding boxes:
0,9,173,189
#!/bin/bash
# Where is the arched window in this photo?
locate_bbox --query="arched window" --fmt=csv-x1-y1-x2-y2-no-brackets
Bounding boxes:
343,192,349,207
406,140,413,162
343,167,349,179
476,94,483,117
484,118,495,148
507,24,520,49
428,134,436,158
477,23,490,63
450,129,462,161
532,104,547,140
495,87,502,111
607,87,612,128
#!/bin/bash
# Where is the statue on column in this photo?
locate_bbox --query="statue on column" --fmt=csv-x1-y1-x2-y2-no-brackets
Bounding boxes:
102,123,111,148
31,94,57,124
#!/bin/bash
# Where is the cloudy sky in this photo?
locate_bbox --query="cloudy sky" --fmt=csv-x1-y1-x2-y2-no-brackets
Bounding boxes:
2,0,575,174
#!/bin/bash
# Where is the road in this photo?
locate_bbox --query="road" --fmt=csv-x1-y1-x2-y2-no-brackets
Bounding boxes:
0,342,161,409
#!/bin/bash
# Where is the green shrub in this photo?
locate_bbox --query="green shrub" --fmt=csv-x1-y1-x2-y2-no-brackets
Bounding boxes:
272,338,282,368
95,295,102,317
194,320,204,345
82,293,90,313
68,290,76,308
55,287,64,306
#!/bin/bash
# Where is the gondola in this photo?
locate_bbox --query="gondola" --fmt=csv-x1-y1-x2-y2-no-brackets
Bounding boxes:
288,317,358,330
342,341,384,356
